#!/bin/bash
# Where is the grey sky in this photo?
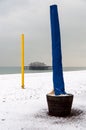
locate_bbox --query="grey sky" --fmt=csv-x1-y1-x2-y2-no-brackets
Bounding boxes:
0,0,86,67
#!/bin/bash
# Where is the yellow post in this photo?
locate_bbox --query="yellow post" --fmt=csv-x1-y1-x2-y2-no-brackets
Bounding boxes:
21,34,24,89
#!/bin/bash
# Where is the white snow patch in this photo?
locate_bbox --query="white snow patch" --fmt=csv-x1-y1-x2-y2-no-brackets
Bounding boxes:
0,71,86,130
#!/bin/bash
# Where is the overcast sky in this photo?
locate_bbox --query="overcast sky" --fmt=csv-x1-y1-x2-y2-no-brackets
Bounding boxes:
0,0,86,67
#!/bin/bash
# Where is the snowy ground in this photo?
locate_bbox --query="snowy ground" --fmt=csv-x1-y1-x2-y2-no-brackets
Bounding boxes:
0,71,86,130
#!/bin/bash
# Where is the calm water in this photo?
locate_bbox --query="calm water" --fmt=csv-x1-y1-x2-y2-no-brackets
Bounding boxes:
0,66,86,74
0,66,51,74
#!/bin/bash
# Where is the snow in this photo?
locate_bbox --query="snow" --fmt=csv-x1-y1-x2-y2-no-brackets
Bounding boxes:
0,71,86,130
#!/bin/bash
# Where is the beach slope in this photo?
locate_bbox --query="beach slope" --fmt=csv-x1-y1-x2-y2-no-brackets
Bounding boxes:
0,71,86,130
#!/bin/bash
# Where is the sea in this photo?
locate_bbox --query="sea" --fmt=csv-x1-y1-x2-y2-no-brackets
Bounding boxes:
0,66,86,75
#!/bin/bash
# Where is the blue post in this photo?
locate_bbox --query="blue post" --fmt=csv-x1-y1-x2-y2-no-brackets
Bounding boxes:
50,5,66,95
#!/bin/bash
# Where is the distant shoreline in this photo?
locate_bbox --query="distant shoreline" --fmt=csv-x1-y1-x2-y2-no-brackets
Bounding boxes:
0,66,86,74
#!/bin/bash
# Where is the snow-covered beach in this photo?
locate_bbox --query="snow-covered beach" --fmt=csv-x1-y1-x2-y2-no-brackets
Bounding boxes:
0,71,86,130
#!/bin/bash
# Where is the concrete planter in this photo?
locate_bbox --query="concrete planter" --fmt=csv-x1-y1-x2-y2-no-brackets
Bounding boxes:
46,92,73,117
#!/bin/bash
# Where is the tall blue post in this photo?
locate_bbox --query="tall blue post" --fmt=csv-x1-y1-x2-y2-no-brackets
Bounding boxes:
50,5,66,95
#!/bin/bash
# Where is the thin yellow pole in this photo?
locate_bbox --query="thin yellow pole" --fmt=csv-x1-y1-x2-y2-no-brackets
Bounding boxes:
21,34,24,89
